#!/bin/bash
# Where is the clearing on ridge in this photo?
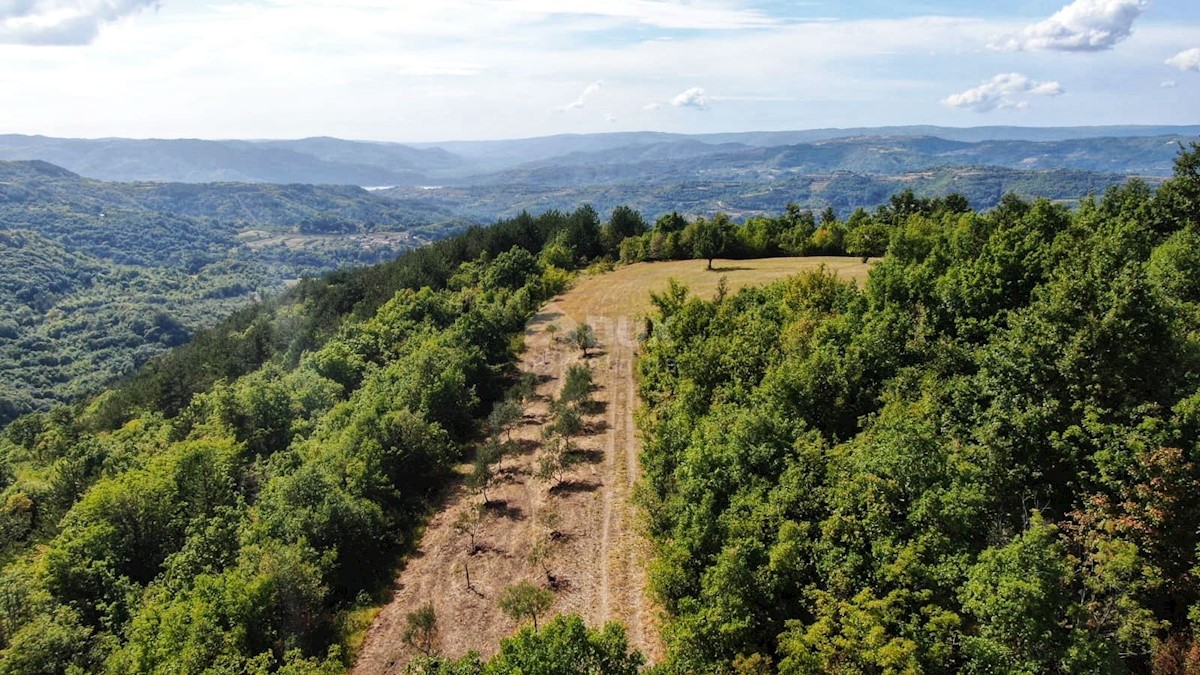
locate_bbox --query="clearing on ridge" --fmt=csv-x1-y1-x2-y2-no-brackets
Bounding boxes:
352,256,873,672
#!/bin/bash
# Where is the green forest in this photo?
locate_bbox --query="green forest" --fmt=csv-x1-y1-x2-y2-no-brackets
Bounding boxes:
634,144,1200,673
1,143,1199,673
0,202,632,672
0,160,466,426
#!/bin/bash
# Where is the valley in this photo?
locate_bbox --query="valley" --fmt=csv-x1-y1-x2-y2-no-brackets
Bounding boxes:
4,0,1200,670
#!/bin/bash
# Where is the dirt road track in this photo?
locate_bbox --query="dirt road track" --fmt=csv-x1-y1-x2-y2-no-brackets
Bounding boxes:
352,258,872,672
351,303,662,672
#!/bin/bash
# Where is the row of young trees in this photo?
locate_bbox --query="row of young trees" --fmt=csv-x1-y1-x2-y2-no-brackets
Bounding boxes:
406,321,632,673
617,192,972,267
634,145,1200,673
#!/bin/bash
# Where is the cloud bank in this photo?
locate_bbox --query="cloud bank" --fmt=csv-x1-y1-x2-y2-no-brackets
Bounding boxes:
943,73,1064,112
0,0,158,45
993,0,1147,52
1166,48,1200,72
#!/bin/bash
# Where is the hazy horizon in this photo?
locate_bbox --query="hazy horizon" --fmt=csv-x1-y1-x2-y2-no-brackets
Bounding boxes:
3,122,1200,147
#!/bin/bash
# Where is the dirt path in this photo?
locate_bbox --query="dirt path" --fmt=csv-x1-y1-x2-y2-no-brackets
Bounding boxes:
352,258,872,672
351,302,662,672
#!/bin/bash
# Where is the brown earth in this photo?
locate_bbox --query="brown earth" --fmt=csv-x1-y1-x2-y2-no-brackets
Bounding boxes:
351,257,872,673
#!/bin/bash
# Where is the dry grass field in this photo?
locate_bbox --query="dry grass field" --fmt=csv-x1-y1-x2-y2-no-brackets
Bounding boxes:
557,256,874,322
353,255,874,671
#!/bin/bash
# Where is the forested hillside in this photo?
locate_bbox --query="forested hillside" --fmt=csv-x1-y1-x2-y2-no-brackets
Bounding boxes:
0,160,463,425
635,144,1200,673
379,165,1134,226
0,205,612,672
5,127,1197,184
5,142,1200,674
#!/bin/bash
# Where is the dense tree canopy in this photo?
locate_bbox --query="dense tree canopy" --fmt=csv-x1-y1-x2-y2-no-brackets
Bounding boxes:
0,207,595,672
634,144,1200,673
4,142,1200,673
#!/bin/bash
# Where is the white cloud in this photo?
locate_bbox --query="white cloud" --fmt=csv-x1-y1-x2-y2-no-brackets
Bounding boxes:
993,0,1147,52
2,3,1196,141
605,113,618,123
1161,80,1177,88
943,73,1064,112
0,0,158,45
1166,48,1200,72
671,86,708,109
559,79,603,111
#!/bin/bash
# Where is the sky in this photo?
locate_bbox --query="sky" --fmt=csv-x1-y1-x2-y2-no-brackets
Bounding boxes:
0,0,1197,142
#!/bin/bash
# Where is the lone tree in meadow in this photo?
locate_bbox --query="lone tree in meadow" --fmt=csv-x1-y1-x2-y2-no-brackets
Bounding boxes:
467,437,504,505
537,420,582,488
453,503,485,554
402,603,439,657
567,323,598,357
528,540,559,588
512,371,539,404
559,363,593,408
499,581,555,630
488,398,523,443
693,213,734,270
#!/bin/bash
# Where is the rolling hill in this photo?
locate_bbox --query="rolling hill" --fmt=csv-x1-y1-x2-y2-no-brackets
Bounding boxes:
1,126,1196,187
0,160,453,424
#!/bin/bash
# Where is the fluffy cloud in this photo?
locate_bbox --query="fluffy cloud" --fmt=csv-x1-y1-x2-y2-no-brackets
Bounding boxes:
671,86,708,109
943,73,1064,112
0,0,158,45
1161,80,1178,88
1166,48,1200,72
993,0,1147,52
559,80,603,111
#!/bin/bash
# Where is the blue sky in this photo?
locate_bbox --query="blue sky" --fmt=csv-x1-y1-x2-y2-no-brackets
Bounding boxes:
0,0,1197,141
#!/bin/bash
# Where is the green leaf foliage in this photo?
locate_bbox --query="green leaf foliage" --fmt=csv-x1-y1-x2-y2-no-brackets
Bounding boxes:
636,145,1200,673
0,206,599,672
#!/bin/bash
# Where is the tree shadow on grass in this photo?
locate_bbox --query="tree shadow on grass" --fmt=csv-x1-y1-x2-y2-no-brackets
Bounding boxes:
549,479,602,496
570,448,604,465
530,310,565,326
710,265,752,272
546,575,572,592
583,420,610,436
483,499,525,521
495,468,526,486
580,400,608,416
508,438,541,455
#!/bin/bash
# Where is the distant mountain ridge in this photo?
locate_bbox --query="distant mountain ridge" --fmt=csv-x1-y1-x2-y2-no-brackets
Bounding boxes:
0,125,1196,185
413,125,1200,165
0,135,452,185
